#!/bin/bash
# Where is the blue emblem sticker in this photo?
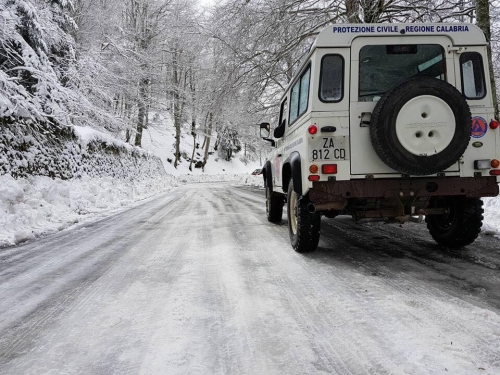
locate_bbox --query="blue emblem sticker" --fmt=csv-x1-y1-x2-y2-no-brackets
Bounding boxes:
471,116,488,138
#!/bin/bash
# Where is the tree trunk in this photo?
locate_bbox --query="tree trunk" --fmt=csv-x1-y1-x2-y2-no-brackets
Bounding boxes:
188,69,197,171
173,89,182,167
476,0,499,119
202,113,213,172
363,0,384,23
135,77,148,146
345,0,361,23
189,120,196,171
173,48,184,168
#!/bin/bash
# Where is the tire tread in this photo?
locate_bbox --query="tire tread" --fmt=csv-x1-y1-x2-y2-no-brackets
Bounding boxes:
426,197,483,248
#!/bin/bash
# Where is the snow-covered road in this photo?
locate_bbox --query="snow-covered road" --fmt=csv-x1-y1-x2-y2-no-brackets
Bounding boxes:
1,182,500,375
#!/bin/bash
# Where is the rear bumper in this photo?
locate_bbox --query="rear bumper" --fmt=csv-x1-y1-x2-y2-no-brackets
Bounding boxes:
309,176,499,202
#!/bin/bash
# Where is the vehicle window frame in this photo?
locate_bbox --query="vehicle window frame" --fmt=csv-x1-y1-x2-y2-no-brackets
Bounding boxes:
318,54,345,103
289,63,311,127
279,98,288,127
460,52,487,100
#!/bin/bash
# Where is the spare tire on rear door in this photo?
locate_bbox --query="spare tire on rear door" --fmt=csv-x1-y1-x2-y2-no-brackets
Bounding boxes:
370,77,471,176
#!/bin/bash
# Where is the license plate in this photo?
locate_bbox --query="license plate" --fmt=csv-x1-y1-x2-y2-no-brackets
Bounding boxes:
310,137,348,161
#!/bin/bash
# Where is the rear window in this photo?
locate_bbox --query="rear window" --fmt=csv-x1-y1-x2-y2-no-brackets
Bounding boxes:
460,52,486,99
358,44,446,101
319,55,344,102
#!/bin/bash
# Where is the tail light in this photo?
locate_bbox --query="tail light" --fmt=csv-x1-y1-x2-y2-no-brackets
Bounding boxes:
308,125,318,135
490,170,500,176
309,164,319,174
490,120,499,129
492,159,500,168
322,164,338,174
308,175,320,181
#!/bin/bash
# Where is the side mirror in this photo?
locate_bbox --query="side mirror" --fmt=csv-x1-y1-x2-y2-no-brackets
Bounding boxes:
259,122,271,138
274,119,286,139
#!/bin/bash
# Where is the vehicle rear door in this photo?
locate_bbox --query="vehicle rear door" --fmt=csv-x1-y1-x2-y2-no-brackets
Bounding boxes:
349,36,457,175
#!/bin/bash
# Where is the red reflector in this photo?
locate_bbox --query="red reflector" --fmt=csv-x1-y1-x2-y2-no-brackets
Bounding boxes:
490,120,499,129
490,170,500,176
308,125,318,135
308,175,320,181
322,164,338,174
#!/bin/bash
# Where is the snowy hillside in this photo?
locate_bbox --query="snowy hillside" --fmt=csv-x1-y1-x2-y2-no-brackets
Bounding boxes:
141,112,261,176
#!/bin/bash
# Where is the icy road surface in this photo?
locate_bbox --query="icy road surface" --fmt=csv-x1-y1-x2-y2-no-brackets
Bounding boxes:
1,182,500,375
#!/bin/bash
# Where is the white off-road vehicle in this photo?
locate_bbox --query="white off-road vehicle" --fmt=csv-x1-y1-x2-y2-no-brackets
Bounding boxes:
260,23,500,252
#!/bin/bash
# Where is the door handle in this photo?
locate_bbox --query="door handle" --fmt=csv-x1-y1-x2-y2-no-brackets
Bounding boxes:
359,112,371,127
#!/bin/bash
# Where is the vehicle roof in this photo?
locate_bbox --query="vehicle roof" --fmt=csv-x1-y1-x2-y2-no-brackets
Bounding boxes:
313,23,487,48
280,23,486,101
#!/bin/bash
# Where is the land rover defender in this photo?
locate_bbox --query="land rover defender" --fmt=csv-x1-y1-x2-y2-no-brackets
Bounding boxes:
260,23,500,252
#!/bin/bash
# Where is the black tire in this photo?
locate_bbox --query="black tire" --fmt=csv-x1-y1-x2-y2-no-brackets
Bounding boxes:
425,197,483,248
266,184,284,223
287,180,321,253
370,77,471,175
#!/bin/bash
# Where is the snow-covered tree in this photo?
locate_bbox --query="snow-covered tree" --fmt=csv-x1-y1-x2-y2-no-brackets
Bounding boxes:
0,0,77,126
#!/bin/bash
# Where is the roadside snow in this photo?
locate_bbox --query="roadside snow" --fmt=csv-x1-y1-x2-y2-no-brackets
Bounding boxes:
482,197,500,235
0,174,181,247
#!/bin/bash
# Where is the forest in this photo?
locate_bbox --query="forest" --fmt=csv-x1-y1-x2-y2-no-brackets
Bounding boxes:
0,0,499,170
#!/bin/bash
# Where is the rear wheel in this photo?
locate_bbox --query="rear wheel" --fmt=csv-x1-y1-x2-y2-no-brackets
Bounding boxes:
425,196,483,248
266,185,284,223
287,180,321,253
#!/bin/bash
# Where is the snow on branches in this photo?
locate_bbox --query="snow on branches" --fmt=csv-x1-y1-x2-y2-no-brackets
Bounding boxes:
0,0,76,126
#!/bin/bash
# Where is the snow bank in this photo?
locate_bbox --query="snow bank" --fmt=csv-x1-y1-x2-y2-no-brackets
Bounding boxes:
0,173,180,247
482,197,500,235
0,123,165,180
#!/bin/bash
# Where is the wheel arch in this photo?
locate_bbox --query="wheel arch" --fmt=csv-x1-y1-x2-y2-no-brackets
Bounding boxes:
282,152,302,196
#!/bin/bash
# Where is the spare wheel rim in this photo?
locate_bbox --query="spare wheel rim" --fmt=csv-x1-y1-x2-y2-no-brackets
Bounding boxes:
395,95,456,156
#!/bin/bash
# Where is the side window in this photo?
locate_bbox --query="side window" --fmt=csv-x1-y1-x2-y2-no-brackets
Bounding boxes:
320,55,344,102
299,69,310,114
289,65,311,125
460,52,486,99
289,81,300,124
